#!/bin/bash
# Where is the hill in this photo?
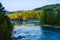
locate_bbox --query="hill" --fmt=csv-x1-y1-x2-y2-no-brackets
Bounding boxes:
6,4,60,20
34,4,60,10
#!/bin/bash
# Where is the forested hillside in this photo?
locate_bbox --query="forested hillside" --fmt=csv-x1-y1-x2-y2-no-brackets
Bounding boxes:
6,4,60,25
7,10,41,20
34,4,60,10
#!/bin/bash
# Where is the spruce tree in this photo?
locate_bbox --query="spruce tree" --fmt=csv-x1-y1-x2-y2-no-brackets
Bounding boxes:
0,3,13,40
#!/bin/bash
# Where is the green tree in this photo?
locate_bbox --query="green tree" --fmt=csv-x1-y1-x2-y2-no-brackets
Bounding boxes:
40,8,60,26
0,3,13,40
40,9,55,25
55,9,60,26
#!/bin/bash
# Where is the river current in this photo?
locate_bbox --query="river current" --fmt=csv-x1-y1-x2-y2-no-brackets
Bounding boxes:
12,23,60,40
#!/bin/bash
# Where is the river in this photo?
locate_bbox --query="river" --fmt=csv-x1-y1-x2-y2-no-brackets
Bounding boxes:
12,22,60,40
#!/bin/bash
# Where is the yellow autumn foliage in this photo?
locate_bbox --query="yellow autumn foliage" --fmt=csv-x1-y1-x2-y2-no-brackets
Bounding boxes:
6,10,41,20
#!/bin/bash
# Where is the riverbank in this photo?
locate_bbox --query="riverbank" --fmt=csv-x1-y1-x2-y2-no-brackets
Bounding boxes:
40,25,60,31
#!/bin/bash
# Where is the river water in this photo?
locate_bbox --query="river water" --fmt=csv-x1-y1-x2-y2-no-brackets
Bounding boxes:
12,23,60,40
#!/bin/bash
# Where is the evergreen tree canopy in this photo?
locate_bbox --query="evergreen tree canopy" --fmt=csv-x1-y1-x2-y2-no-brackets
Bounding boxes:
0,3,13,40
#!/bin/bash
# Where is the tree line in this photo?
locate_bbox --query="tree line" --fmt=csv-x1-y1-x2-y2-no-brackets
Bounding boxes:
7,10,41,20
40,8,60,26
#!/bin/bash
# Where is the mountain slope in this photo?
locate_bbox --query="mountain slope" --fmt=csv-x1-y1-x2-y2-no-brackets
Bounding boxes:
34,4,60,10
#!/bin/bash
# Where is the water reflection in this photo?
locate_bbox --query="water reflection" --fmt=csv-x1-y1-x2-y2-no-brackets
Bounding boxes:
40,29,60,40
12,22,60,40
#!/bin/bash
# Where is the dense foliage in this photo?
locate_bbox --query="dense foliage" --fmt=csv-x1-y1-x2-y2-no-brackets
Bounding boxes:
7,10,41,20
0,3,13,40
39,4,60,26
7,4,60,26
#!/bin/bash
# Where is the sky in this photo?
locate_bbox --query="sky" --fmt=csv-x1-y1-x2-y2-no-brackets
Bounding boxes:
0,0,60,11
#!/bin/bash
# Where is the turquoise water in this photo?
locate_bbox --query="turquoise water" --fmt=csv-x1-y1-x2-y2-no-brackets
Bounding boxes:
12,23,60,40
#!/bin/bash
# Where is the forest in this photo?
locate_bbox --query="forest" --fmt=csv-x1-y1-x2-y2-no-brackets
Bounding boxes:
7,10,41,20
7,4,60,26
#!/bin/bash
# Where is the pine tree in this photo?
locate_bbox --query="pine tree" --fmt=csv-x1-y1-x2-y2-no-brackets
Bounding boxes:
0,3,13,40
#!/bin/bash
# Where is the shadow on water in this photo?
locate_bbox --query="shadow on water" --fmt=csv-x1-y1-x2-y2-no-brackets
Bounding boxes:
41,26,60,31
40,26,60,40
